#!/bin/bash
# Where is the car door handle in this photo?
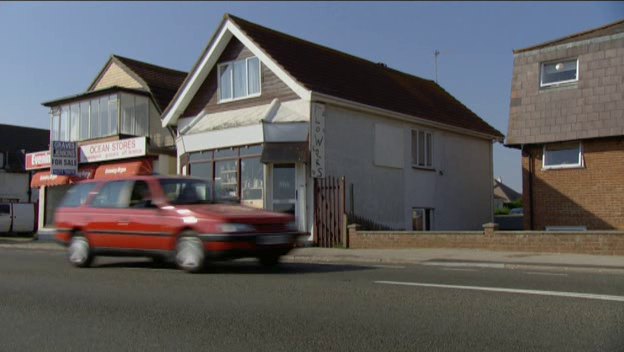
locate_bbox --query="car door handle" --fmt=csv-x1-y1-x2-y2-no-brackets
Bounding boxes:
118,218,130,226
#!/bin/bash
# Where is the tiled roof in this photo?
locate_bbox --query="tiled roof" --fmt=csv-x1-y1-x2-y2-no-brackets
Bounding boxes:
113,55,188,112
226,14,503,139
0,124,49,172
514,19,624,54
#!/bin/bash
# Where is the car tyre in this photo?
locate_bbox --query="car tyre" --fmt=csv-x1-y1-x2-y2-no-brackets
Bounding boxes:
67,233,93,268
175,234,205,273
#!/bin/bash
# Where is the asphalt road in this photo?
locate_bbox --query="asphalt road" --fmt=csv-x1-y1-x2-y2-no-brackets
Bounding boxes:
1,248,623,352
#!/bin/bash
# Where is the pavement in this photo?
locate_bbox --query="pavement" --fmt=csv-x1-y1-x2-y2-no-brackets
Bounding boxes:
1,235,623,274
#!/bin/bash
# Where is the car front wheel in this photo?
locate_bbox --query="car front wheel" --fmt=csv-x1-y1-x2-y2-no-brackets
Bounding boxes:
68,234,93,268
175,234,205,273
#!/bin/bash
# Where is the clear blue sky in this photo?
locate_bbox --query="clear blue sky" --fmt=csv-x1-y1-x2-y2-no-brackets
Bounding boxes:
1,2,622,191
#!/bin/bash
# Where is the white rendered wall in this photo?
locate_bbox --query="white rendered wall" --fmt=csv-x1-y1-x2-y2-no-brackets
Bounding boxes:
0,173,30,202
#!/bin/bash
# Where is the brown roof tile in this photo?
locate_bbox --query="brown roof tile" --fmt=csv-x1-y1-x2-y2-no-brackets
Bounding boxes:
113,55,188,112
216,14,503,139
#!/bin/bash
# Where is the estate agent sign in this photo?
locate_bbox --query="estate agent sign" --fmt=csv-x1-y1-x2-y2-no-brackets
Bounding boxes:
51,141,78,176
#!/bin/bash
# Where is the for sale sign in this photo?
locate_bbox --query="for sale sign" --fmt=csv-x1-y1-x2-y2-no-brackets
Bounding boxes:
51,141,78,176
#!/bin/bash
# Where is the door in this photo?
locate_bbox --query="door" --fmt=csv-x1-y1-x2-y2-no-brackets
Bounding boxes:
11,203,34,232
0,204,11,232
87,180,135,249
272,164,297,216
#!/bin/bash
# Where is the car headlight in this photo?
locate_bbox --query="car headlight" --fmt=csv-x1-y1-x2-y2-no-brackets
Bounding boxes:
286,221,298,232
219,223,255,233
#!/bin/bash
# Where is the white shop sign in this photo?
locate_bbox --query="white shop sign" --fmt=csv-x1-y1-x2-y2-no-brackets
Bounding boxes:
51,141,78,176
311,103,326,178
80,137,147,163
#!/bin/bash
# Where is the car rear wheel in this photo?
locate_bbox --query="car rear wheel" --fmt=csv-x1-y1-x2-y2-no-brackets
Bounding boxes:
175,234,205,273
68,234,93,268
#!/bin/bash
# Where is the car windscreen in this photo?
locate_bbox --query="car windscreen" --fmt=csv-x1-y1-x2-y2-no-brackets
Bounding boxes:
59,183,99,208
159,179,214,205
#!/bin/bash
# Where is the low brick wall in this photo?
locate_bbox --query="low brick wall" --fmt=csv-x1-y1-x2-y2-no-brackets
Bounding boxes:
347,224,624,255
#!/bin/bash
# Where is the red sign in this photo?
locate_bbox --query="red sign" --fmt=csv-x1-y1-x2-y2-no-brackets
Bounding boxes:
25,151,51,170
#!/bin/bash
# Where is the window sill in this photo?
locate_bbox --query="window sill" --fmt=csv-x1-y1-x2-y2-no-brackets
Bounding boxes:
541,165,584,171
218,93,261,104
411,165,436,172
539,82,578,91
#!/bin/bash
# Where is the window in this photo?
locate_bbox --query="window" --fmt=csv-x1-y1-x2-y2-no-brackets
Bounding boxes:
0,204,9,215
0,152,4,169
215,159,238,201
218,57,261,102
159,178,213,205
91,181,132,208
540,58,578,87
543,142,582,169
411,130,433,168
241,157,264,207
129,181,154,208
412,208,433,231
80,101,90,140
60,183,98,208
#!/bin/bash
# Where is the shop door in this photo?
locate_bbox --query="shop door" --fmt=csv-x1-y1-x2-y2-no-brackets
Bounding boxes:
272,164,297,216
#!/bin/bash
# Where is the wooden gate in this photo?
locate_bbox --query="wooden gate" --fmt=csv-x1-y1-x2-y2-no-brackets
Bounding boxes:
314,176,346,247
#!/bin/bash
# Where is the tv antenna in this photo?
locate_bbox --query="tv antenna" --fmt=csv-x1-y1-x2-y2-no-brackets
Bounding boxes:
434,50,440,83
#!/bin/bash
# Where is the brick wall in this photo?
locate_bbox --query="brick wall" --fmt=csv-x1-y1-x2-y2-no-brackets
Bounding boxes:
522,137,624,230
347,225,624,255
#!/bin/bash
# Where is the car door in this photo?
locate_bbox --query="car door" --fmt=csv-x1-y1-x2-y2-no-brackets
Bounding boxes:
0,204,11,233
125,180,174,252
86,180,135,250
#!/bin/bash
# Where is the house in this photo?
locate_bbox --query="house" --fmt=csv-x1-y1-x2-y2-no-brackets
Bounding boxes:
493,177,521,212
27,55,187,235
162,13,503,239
506,19,624,230
0,124,49,204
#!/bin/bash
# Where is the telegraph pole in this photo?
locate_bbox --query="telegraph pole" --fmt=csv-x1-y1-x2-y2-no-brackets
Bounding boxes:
434,50,440,83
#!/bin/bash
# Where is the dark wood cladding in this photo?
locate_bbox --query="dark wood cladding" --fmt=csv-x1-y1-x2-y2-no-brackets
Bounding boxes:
182,38,299,118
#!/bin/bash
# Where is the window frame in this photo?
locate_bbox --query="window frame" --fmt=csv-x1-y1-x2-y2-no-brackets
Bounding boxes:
411,129,434,169
217,57,262,103
542,142,583,170
540,58,579,88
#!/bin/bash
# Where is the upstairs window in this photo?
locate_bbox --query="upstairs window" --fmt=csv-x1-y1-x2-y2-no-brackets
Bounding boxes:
218,57,261,102
543,142,583,169
540,58,578,87
411,129,433,168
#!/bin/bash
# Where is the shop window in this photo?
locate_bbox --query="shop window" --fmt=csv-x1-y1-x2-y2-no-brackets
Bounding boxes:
412,208,433,231
0,151,5,169
241,157,264,208
215,159,238,201
218,57,261,102
59,183,98,208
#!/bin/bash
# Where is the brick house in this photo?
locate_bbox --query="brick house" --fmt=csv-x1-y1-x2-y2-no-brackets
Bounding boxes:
162,14,503,238
506,20,624,230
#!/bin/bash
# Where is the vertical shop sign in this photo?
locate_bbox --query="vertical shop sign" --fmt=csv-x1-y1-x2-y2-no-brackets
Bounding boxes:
311,103,326,178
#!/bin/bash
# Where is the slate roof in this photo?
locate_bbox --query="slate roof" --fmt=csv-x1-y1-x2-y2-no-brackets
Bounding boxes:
493,178,521,203
228,15,502,139
514,19,624,54
111,55,188,112
0,124,49,172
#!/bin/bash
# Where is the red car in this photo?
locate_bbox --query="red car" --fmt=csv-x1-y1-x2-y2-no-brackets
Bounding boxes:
54,175,301,273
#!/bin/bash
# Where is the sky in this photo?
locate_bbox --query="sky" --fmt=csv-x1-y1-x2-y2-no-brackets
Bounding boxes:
1,2,623,192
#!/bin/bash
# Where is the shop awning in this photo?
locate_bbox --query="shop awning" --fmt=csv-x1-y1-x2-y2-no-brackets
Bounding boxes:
30,165,97,188
94,160,152,179
261,142,309,164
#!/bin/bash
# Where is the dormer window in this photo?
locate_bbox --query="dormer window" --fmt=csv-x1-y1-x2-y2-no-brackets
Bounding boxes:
540,58,578,87
218,57,261,102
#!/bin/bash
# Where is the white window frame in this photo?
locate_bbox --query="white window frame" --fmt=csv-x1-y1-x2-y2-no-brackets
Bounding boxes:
540,58,579,88
411,129,434,169
412,208,434,231
542,142,583,170
217,57,262,103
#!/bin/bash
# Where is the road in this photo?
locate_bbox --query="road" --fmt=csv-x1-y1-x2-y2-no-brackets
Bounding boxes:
1,248,623,352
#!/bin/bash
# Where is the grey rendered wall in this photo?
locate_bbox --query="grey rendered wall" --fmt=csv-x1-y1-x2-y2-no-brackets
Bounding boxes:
323,104,494,230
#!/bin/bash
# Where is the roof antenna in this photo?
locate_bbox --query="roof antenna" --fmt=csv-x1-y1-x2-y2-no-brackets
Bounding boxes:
434,50,440,83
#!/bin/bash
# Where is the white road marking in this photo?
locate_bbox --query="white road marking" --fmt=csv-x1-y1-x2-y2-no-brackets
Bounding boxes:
441,268,478,272
524,271,568,277
423,262,505,269
368,264,406,269
374,281,624,303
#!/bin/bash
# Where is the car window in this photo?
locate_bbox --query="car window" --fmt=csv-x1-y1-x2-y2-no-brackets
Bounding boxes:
91,181,133,208
60,183,98,208
128,181,155,209
0,204,9,215
159,178,213,205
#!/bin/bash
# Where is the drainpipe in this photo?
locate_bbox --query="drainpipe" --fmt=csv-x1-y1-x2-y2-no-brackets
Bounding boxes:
523,145,535,230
